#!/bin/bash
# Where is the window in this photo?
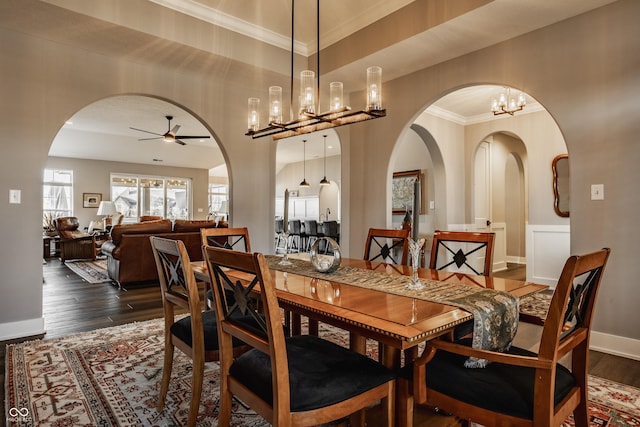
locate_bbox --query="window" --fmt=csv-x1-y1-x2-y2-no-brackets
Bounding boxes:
111,174,191,222
43,169,73,219
208,184,228,218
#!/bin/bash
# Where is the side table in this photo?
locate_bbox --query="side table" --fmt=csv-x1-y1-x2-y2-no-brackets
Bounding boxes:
43,235,60,258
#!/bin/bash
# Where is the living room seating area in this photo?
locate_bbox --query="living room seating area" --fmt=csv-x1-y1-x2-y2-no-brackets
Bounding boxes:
101,218,228,288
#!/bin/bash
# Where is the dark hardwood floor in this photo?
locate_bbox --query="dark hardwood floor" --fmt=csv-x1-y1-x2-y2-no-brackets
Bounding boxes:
1,260,638,426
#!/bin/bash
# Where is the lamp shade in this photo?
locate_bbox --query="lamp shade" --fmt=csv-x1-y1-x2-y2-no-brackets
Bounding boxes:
97,201,117,216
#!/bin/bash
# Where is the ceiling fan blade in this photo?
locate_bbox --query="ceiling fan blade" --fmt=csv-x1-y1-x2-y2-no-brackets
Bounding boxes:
130,127,163,136
171,124,181,134
175,139,187,146
138,136,162,141
174,135,210,139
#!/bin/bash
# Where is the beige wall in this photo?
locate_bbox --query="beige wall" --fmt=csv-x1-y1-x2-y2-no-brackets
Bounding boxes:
0,1,638,351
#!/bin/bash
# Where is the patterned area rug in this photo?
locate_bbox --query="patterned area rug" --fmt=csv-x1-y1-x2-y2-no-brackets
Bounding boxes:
64,258,112,284
5,318,640,426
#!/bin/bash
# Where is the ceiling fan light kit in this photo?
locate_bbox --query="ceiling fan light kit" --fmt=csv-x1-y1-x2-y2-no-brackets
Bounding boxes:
131,115,210,145
245,0,386,141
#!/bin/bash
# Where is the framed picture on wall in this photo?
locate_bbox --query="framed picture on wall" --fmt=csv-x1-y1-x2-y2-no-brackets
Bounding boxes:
392,170,424,214
83,192,102,208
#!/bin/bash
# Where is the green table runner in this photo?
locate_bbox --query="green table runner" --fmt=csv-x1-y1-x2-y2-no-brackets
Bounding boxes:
266,255,518,368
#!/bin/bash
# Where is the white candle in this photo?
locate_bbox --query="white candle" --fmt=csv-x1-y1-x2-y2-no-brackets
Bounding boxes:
283,188,289,233
412,178,420,240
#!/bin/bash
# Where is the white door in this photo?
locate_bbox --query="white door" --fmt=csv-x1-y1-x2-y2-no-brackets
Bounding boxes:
473,141,507,272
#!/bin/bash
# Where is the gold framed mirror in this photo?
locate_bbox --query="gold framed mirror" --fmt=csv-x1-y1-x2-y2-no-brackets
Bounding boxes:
552,154,569,217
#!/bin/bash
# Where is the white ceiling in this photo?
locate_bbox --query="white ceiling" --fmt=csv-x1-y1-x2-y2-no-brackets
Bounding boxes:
47,0,614,172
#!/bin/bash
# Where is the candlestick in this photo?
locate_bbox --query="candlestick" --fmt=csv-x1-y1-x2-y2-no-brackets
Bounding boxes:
279,189,292,265
283,188,289,227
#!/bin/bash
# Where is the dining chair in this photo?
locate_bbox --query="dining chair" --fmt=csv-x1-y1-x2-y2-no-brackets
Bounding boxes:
429,230,495,276
364,228,410,265
150,236,248,427
203,246,397,427
200,227,251,309
397,248,611,427
200,227,251,252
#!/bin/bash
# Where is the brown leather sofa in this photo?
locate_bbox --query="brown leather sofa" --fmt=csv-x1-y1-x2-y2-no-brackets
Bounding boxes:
101,219,226,287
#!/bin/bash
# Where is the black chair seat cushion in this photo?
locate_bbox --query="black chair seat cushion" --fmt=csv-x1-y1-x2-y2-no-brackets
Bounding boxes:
230,334,396,412
400,339,576,420
170,310,255,351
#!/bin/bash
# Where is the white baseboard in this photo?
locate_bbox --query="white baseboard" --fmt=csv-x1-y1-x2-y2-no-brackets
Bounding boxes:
590,331,640,361
506,256,526,264
0,317,45,341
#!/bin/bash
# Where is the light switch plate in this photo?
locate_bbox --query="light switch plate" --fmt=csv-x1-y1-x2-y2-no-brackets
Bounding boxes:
9,189,21,204
591,184,604,200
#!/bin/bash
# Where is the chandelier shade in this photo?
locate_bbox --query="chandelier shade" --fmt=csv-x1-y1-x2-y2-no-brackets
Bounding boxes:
245,0,386,140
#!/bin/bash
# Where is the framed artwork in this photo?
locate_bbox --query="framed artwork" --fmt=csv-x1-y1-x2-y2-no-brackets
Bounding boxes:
392,170,424,214
83,192,102,208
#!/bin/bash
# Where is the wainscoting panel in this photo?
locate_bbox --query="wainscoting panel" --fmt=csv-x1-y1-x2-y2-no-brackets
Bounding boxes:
526,224,571,287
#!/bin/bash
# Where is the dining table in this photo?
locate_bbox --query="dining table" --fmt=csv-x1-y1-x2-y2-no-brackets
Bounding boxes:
192,254,547,370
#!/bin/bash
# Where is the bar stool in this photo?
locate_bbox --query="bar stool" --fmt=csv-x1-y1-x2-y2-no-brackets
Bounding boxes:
321,220,339,254
304,220,320,252
274,219,287,253
288,220,302,253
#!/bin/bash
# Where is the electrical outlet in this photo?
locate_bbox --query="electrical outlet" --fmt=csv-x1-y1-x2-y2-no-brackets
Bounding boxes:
591,184,604,200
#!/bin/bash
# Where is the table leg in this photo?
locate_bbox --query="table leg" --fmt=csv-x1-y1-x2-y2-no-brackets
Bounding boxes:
349,332,366,355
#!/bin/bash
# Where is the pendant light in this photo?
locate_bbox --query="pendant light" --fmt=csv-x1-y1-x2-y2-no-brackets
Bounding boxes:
299,139,310,187
319,135,330,186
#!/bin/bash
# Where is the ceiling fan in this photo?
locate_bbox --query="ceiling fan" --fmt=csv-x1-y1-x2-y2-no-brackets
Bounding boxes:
130,115,210,146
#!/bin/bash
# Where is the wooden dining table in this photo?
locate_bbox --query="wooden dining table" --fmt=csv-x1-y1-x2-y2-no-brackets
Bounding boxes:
192,256,547,370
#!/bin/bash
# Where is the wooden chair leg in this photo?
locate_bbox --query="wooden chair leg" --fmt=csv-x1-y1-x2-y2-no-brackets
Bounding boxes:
187,358,205,427
158,341,174,411
218,376,233,426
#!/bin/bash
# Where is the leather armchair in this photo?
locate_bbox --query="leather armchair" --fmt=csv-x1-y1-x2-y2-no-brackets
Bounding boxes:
54,216,98,262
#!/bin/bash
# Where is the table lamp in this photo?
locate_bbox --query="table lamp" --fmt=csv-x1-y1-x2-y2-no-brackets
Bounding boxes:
97,201,118,227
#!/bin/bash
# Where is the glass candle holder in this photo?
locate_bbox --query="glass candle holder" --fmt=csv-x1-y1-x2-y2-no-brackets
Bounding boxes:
329,81,344,111
299,70,316,115
269,86,282,124
366,66,382,111
247,97,260,131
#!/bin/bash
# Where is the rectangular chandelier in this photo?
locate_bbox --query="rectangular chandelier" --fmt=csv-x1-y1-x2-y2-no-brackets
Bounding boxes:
245,0,387,140
246,106,386,140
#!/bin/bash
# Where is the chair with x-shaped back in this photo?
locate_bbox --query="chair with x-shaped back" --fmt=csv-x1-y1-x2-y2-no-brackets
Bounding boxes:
150,236,248,427
203,246,397,426
397,248,611,427
200,227,251,309
364,228,410,265
429,230,495,277
200,227,251,252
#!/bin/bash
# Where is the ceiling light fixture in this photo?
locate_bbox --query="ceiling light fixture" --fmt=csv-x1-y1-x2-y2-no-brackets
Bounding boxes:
245,0,386,140
319,135,330,186
490,87,526,116
299,139,310,187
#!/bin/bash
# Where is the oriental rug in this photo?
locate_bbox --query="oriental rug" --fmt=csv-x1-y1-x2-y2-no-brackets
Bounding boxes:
64,258,111,284
5,318,640,426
